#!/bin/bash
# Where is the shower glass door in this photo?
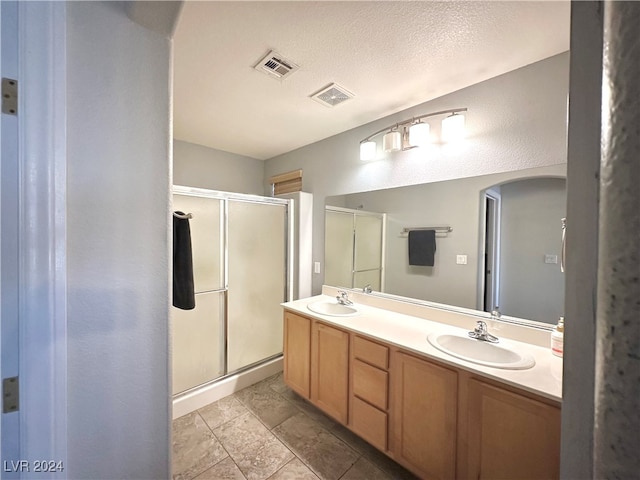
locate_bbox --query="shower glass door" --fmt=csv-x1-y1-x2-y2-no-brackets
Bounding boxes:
227,199,287,372
172,194,225,395
172,188,290,396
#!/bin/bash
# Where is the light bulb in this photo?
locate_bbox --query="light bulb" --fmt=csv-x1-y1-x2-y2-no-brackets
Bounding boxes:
359,141,377,161
409,122,430,148
383,130,402,152
441,113,465,143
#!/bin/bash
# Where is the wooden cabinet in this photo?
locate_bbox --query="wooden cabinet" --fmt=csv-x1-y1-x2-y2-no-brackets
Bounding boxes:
282,309,561,480
283,311,311,398
350,336,390,451
311,321,349,423
459,377,561,480
392,351,458,480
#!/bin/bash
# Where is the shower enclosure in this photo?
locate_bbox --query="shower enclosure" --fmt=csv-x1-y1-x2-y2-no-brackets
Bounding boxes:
172,186,291,396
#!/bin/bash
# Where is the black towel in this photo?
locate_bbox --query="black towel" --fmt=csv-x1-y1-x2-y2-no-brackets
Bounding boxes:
408,229,436,266
173,212,195,310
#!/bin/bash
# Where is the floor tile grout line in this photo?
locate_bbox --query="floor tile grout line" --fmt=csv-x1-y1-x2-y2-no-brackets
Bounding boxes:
177,375,412,480
197,396,250,433
191,410,240,480
209,409,297,480
267,409,363,480
266,386,368,469
174,411,233,480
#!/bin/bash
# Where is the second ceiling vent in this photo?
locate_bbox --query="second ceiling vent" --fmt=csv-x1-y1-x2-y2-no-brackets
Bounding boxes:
311,83,354,107
254,50,299,80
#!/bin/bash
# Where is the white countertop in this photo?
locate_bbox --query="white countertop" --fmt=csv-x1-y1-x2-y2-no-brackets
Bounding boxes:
283,294,563,403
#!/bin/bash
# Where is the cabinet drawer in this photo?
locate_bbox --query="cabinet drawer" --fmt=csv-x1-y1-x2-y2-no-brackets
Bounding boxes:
351,396,387,452
353,336,389,369
353,359,388,410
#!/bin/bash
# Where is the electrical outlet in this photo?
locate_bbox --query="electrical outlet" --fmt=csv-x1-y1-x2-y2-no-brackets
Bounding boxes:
544,254,558,264
456,255,467,265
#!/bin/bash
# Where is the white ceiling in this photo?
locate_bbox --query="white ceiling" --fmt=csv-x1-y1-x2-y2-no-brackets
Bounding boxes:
173,1,570,161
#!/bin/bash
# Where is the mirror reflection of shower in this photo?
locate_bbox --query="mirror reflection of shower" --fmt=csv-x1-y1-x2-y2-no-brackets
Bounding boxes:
324,206,386,292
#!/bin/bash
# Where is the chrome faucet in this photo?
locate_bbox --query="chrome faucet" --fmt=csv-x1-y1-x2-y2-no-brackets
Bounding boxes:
362,284,373,294
469,320,499,343
336,290,353,306
491,306,501,322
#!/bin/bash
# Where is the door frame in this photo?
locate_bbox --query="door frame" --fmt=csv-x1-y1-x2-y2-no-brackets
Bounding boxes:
1,1,68,473
479,188,501,312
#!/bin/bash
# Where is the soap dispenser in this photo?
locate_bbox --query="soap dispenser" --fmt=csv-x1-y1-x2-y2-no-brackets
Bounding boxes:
551,316,564,358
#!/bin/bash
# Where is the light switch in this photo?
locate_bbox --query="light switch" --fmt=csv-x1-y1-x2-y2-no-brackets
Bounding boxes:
544,254,558,264
456,255,467,265
314,261,321,274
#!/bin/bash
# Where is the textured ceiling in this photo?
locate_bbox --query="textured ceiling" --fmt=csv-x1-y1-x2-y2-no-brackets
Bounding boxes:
173,1,570,160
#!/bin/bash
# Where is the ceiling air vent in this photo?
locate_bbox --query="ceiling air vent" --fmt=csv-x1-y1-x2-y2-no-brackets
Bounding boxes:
311,83,354,107
254,50,299,80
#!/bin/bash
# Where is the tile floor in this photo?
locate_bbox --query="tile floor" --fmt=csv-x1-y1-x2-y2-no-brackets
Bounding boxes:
172,373,419,480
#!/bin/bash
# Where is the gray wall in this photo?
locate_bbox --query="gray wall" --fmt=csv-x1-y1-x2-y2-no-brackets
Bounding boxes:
499,178,566,323
174,139,265,195
265,53,570,294
66,3,171,478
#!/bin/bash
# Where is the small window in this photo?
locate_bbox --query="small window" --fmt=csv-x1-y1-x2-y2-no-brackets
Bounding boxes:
270,169,303,196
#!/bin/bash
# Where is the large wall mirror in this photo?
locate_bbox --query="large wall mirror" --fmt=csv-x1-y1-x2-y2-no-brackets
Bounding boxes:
325,165,566,326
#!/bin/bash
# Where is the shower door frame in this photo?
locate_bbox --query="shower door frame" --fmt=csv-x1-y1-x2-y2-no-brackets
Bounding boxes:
172,185,293,398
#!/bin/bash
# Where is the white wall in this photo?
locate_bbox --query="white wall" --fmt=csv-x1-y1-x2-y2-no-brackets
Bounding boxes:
66,3,171,478
265,53,569,294
174,139,265,195
499,178,566,323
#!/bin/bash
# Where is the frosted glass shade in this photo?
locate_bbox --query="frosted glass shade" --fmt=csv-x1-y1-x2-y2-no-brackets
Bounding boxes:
360,141,377,161
441,113,465,142
409,122,430,147
382,130,402,152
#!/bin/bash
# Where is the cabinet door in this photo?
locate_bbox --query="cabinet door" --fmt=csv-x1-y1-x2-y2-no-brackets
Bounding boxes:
464,379,560,480
392,352,458,480
311,322,349,423
283,312,311,398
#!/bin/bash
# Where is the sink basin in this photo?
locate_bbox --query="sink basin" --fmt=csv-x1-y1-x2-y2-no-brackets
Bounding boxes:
307,301,359,317
427,333,535,370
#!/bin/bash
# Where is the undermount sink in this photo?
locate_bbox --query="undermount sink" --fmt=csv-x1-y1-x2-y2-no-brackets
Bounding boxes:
307,301,359,317
427,333,535,370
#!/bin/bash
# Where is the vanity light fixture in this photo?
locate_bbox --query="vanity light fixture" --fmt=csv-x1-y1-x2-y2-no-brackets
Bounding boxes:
359,107,467,160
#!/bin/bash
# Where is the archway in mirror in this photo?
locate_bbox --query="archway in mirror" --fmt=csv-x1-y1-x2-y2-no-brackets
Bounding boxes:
324,170,566,325
481,177,566,323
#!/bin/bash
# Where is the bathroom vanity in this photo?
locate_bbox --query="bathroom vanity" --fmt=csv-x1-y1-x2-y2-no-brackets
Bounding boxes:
282,287,561,480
